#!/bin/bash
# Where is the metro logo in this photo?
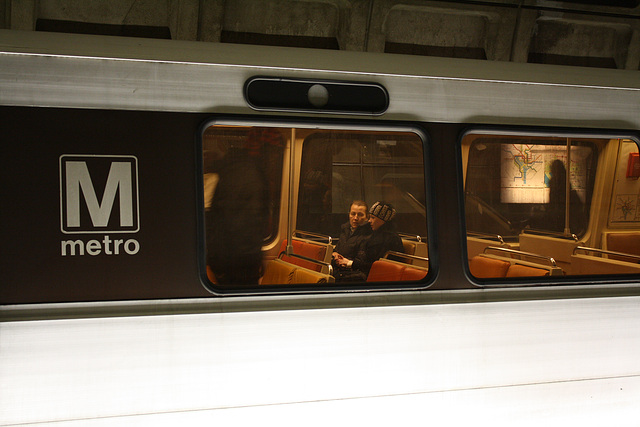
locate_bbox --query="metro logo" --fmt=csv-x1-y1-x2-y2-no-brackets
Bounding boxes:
60,155,140,234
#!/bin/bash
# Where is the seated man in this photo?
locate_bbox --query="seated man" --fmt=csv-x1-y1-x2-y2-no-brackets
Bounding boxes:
332,200,372,282
335,201,404,280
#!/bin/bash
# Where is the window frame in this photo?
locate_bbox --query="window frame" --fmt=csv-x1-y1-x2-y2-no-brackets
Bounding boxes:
197,117,435,296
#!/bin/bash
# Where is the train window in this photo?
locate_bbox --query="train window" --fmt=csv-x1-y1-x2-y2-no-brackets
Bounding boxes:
201,123,429,290
463,131,640,281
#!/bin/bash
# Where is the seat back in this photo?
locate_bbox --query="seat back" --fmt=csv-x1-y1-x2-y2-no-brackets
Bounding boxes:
206,265,217,284
292,267,334,284
469,256,511,278
402,240,416,256
505,263,549,277
367,259,406,282
367,258,428,282
261,259,296,285
604,232,640,261
572,254,640,275
571,246,640,275
399,234,428,267
470,250,561,279
467,235,511,262
519,232,581,275
279,238,333,272
261,258,334,285
401,265,429,281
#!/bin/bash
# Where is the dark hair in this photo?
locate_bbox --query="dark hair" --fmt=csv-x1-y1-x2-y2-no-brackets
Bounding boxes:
351,200,368,211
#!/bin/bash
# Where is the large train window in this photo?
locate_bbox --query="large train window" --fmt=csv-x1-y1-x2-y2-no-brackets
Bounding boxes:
201,122,429,290
462,131,640,281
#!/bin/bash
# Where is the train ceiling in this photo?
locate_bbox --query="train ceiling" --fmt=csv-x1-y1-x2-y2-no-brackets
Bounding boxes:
2,0,640,70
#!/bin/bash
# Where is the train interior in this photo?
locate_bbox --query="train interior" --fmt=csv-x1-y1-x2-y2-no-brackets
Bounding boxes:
203,124,640,287
202,124,429,287
463,133,640,280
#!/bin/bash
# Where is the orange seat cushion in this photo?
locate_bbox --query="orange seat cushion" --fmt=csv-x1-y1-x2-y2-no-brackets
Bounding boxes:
367,260,405,282
505,264,549,277
279,239,327,271
469,256,510,278
401,266,427,281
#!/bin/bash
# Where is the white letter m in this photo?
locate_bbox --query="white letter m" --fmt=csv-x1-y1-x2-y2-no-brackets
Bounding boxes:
65,161,134,228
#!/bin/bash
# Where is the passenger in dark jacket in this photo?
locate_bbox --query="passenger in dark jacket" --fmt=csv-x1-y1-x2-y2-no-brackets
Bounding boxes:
335,201,404,280
205,145,268,285
332,200,372,282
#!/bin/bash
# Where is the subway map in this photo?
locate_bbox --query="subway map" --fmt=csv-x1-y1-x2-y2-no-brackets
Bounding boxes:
501,144,589,203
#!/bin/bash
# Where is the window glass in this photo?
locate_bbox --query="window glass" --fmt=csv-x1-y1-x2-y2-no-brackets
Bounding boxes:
202,123,429,289
609,140,640,225
298,131,428,238
463,132,640,280
203,125,285,286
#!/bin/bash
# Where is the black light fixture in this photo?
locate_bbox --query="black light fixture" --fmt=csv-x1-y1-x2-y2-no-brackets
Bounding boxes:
244,77,389,115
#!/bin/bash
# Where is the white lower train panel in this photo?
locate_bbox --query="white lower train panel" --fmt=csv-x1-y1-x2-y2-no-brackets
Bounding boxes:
16,376,640,426
2,296,640,425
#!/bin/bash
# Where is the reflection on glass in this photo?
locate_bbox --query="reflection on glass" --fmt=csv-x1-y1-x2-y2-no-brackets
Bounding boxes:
203,126,285,285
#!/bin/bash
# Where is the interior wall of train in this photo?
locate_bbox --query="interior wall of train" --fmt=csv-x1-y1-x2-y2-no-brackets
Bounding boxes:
2,0,640,70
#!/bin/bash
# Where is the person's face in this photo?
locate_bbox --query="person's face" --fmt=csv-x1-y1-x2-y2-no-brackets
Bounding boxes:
369,215,385,231
349,204,368,228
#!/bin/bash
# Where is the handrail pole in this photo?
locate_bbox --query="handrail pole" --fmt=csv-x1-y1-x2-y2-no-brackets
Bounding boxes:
278,252,334,275
564,138,572,236
522,228,578,241
286,128,296,255
293,229,333,244
483,246,557,267
398,233,426,243
573,246,640,262
383,251,429,263
467,231,505,244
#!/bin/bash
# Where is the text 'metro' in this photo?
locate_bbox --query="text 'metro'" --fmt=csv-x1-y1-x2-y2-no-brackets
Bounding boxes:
59,155,140,256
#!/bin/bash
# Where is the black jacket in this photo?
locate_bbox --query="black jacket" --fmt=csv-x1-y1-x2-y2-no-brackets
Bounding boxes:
352,222,404,277
332,222,373,282
206,152,268,285
334,222,372,260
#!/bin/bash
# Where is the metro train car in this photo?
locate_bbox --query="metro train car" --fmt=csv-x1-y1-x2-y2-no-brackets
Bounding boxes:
1,29,640,425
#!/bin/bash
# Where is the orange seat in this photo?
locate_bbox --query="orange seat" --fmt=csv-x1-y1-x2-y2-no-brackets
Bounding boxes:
401,266,428,281
292,267,331,284
505,263,549,277
206,265,217,284
367,260,405,282
469,256,510,278
261,259,296,285
279,239,328,272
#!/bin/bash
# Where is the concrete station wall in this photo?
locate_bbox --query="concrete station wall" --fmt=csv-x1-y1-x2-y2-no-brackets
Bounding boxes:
2,0,639,69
